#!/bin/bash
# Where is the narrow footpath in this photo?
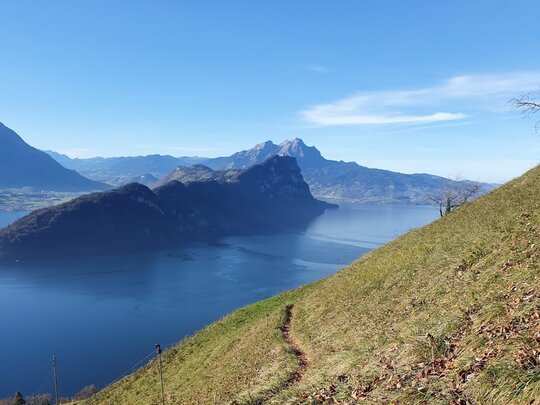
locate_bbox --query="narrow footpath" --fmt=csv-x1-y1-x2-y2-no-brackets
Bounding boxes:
247,304,308,405
279,304,308,388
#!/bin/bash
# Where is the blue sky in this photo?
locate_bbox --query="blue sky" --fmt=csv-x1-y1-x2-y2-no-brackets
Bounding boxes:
1,0,539,182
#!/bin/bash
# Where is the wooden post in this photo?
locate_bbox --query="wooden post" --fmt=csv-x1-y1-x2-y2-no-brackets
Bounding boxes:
53,355,59,405
155,344,165,405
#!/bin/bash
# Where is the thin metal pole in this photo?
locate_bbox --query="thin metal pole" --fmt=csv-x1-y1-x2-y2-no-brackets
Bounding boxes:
155,344,165,405
52,355,59,405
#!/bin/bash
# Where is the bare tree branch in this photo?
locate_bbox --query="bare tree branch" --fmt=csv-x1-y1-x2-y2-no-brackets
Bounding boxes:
509,91,540,132
511,91,540,132
422,177,482,217
513,100,540,113
511,91,540,114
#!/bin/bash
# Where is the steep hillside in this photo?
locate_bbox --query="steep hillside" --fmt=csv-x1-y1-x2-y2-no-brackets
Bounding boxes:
86,166,540,404
0,156,332,261
0,123,109,191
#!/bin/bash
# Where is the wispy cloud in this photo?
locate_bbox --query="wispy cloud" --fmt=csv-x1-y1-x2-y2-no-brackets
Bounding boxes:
307,64,329,74
302,71,540,126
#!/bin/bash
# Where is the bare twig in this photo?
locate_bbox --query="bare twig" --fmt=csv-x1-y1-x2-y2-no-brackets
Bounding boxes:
511,91,540,132
511,92,540,114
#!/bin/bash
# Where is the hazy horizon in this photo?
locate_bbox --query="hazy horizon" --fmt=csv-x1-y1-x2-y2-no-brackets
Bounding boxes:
37,135,513,185
1,1,539,183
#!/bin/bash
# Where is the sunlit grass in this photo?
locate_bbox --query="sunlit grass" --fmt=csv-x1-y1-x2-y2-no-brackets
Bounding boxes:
86,166,540,404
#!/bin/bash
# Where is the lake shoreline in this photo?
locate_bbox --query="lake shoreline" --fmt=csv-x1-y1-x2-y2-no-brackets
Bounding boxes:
0,205,438,397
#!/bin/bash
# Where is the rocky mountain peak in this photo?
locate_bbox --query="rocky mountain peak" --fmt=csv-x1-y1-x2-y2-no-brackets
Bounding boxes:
277,138,325,168
255,140,278,150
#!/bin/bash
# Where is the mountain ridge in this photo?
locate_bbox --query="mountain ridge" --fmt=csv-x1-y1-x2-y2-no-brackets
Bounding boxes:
46,138,492,204
0,155,333,261
192,138,492,204
0,123,109,192
44,150,207,183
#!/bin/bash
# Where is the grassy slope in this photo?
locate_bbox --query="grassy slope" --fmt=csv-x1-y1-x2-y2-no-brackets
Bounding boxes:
86,167,540,404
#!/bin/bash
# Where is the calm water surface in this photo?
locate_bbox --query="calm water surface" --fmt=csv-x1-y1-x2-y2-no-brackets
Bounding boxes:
0,205,437,397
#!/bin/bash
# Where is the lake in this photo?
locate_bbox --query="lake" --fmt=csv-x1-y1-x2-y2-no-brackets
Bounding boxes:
0,205,438,398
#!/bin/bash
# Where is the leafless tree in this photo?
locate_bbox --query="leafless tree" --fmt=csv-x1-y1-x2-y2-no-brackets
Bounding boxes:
73,385,99,400
511,91,540,131
424,179,482,217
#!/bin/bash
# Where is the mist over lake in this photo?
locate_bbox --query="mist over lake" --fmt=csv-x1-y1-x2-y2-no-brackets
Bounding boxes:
0,205,437,397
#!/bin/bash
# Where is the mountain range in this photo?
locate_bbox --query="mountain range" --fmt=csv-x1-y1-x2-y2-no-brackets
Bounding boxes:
46,138,491,205
0,156,333,260
0,123,109,192
204,138,483,204
45,150,207,185
0,121,490,204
